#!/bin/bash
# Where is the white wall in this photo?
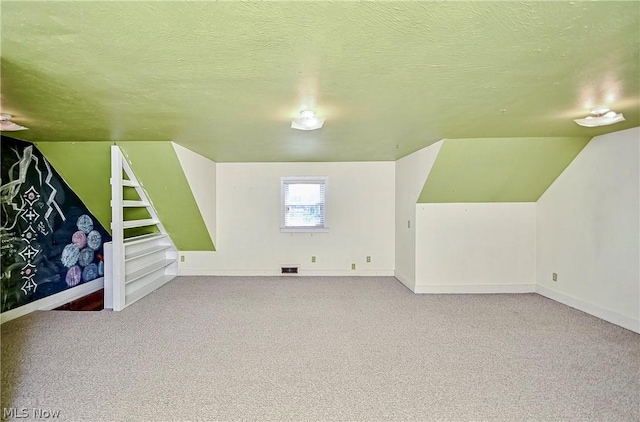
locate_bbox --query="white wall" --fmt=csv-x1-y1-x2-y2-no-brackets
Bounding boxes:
180,161,395,276
536,127,640,333
415,203,536,293
173,143,217,246
394,141,443,290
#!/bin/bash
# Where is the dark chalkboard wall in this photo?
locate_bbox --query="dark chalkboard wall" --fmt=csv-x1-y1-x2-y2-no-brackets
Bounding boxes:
1,136,111,312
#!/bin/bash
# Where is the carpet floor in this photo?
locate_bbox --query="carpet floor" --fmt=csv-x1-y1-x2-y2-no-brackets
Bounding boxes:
2,276,639,421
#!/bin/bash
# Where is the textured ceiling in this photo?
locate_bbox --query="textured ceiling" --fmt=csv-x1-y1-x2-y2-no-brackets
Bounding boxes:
1,1,638,162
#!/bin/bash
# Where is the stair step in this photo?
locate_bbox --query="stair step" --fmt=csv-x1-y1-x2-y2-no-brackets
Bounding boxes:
122,200,150,208
121,180,140,188
123,219,158,229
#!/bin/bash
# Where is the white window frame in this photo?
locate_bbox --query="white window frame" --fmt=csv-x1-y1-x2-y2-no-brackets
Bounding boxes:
280,176,329,233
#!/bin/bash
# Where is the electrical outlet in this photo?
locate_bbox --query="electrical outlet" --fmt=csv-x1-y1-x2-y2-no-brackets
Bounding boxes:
552,273,557,281
311,256,316,263
180,255,185,262
366,256,371,263
351,263,356,270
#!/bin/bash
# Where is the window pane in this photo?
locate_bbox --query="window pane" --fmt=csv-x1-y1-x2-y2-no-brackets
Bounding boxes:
283,182,326,228
285,205,324,227
284,184,324,205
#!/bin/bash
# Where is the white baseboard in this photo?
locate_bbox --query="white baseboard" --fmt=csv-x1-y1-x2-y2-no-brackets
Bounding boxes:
1,278,104,324
414,283,536,294
535,285,640,334
393,270,415,292
178,268,395,277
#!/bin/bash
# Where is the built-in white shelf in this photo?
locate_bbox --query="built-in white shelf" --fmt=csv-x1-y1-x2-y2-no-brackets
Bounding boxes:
125,275,175,307
125,258,177,284
106,146,178,311
125,243,172,261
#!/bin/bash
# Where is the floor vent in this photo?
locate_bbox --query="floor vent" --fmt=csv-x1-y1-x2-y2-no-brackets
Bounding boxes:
281,267,298,274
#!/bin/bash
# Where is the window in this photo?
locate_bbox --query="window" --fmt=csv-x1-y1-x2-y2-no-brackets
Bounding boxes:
281,176,328,232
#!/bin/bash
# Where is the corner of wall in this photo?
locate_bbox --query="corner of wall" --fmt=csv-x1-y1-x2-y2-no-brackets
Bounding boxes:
394,140,444,289
171,142,217,249
535,127,640,333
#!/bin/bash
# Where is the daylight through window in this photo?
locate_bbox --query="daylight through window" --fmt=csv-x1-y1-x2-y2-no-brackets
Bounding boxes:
281,177,328,232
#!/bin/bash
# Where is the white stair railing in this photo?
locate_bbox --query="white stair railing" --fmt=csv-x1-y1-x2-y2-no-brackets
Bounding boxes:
104,145,178,311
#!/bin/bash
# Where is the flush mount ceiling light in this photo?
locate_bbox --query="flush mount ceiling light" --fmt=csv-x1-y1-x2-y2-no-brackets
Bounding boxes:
573,107,625,128
0,113,28,131
291,110,325,131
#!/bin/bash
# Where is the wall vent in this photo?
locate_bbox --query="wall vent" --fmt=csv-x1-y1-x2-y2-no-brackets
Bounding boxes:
281,267,298,274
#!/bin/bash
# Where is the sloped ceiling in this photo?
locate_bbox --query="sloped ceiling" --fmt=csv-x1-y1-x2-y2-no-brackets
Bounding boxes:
418,137,591,203
1,1,638,162
119,142,214,251
36,141,113,227
37,140,215,251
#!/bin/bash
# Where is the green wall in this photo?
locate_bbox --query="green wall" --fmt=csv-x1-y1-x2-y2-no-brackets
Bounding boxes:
36,136,590,248
418,137,590,203
118,142,214,251
36,142,112,229
36,141,215,251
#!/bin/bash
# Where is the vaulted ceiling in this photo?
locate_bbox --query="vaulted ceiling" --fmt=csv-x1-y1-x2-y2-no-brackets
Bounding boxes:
1,1,638,162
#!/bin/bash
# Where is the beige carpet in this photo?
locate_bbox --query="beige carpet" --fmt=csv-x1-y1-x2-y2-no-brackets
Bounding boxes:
2,276,639,421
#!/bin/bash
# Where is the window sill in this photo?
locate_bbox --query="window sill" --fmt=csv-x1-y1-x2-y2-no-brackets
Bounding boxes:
280,227,329,233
